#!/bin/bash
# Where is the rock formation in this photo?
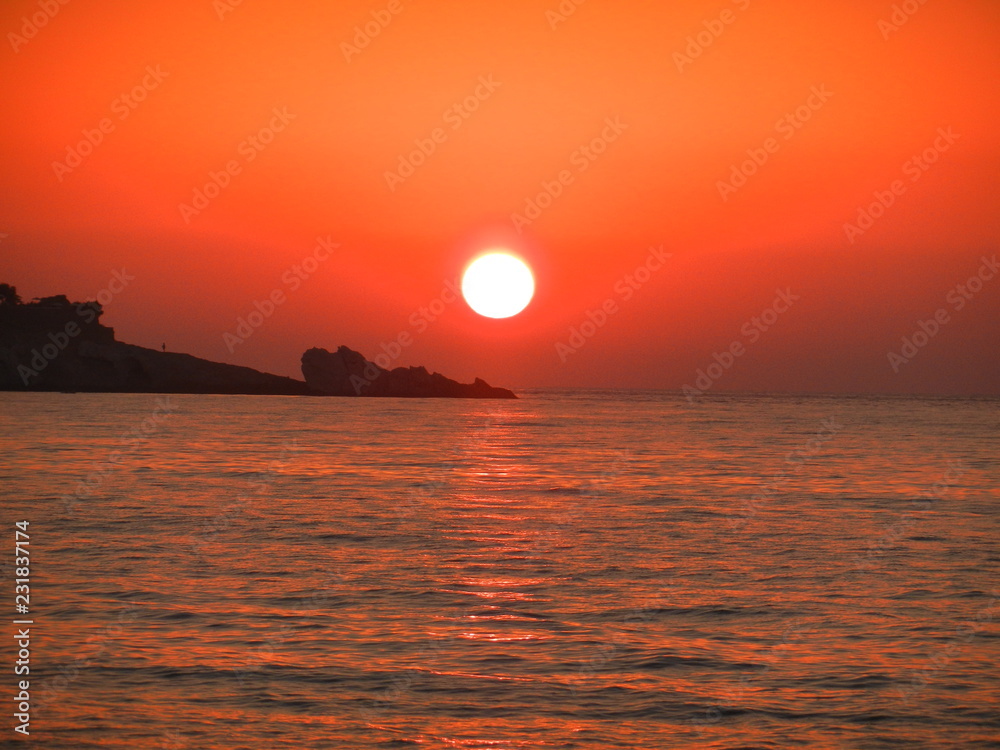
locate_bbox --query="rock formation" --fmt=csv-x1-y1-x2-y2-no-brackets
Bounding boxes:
0,292,308,394
0,286,518,398
301,346,517,399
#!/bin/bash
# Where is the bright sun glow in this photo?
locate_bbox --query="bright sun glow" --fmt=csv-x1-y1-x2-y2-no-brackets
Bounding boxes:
461,252,535,319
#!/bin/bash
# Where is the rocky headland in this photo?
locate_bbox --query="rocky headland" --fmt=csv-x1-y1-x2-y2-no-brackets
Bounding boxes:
301,346,516,399
0,285,516,398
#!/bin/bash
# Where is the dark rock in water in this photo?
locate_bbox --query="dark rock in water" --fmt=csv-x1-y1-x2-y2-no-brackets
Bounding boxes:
301,346,517,399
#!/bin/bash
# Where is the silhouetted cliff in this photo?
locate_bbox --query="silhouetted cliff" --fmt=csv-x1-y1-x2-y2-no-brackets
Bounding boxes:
302,346,517,398
0,285,518,398
0,289,308,394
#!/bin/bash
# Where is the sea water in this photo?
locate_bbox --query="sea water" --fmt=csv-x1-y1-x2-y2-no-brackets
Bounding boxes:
0,391,997,748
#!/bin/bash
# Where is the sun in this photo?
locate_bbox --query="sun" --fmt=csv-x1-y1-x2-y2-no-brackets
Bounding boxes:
461,251,535,319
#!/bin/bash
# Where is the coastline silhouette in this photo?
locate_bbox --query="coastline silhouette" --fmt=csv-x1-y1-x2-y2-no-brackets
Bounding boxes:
0,284,516,398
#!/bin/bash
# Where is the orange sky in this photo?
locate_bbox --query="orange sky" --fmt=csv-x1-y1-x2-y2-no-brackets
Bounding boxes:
1,0,998,394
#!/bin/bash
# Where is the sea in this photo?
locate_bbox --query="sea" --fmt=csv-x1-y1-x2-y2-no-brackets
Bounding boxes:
0,391,998,749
